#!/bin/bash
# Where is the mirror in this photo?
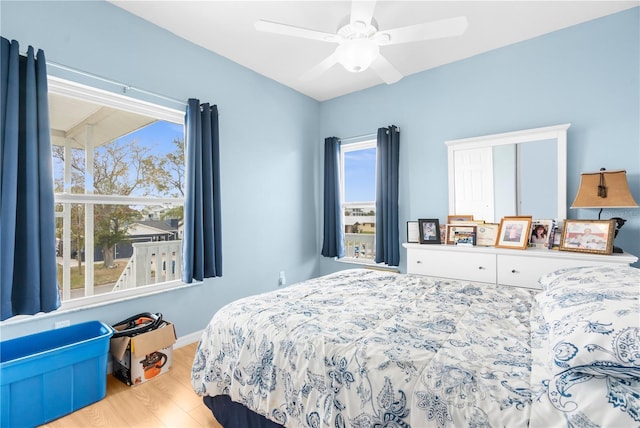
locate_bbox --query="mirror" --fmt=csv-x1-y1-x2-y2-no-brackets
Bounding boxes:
446,124,569,223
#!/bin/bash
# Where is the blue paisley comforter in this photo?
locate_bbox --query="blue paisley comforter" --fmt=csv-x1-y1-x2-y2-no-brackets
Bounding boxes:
191,267,639,428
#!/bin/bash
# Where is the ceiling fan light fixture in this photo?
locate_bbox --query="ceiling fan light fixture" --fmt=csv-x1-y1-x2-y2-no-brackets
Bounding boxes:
335,39,379,73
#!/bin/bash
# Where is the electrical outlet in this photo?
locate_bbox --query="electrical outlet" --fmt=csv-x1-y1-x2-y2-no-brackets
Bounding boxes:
54,320,70,329
278,271,286,287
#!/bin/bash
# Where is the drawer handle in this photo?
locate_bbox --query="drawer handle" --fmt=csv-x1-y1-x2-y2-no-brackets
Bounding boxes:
478,266,485,270
416,260,422,264
511,269,518,274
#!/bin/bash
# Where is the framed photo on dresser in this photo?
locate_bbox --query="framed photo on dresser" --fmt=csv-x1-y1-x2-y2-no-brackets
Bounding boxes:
446,224,477,245
418,219,441,244
529,219,554,249
447,214,474,223
559,219,615,255
495,216,532,250
476,223,499,246
406,221,420,243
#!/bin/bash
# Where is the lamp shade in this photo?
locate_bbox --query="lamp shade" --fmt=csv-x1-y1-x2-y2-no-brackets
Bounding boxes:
571,169,639,208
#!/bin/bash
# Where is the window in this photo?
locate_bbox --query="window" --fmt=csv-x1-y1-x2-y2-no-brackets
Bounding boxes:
49,77,185,308
340,140,376,261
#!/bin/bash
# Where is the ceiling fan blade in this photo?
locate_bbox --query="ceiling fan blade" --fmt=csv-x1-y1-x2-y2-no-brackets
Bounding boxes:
255,20,340,43
350,0,376,26
300,54,338,81
370,55,403,84
379,16,468,46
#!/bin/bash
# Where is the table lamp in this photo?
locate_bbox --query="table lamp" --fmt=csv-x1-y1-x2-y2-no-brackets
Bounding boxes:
571,168,638,253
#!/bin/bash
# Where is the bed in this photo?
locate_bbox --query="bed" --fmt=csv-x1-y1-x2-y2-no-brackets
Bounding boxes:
191,266,640,427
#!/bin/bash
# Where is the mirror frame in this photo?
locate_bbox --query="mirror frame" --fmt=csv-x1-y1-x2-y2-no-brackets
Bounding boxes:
446,123,570,222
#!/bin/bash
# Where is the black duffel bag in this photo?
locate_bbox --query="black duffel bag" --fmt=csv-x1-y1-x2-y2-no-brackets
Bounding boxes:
111,312,165,338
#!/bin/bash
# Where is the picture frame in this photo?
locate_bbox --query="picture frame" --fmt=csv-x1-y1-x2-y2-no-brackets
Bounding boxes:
476,223,499,247
447,214,474,224
407,221,420,243
446,224,477,245
495,216,533,250
453,230,476,246
551,226,562,249
528,219,555,249
418,219,441,244
559,219,615,255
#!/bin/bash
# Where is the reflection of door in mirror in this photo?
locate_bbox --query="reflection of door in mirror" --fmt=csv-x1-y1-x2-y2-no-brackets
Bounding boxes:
447,124,569,224
453,147,495,221
452,142,557,222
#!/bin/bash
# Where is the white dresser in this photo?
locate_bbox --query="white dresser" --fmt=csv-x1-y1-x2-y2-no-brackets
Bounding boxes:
403,243,638,290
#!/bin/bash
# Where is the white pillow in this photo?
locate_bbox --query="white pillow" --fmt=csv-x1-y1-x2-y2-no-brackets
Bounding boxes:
538,265,639,292
535,266,640,375
537,266,640,422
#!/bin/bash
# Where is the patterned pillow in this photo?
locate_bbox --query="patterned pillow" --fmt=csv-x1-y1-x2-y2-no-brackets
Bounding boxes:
535,266,640,375
537,265,639,292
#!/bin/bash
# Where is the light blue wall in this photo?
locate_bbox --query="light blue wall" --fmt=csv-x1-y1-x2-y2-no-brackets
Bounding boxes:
0,1,321,339
1,3,638,340
319,7,639,274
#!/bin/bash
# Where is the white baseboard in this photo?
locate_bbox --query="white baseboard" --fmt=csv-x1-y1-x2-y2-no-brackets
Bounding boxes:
175,329,203,349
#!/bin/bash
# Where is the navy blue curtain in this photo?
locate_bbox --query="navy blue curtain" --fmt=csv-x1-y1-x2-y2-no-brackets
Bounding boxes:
321,136,344,258
375,126,400,266
182,99,222,283
1,37,60,320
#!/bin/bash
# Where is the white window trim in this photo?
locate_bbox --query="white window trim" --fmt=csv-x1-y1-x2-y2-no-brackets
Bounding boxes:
340,139,375,153
49,76,190,310
55,193,183,206
339,139,380,265
335,258,399,273
338,139,396,271
48,76,183,123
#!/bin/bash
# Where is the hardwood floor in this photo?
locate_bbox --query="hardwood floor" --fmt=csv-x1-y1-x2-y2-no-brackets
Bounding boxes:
40,343,223,428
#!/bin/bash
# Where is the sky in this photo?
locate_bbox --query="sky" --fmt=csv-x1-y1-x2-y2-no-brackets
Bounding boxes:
106,120,184,197
344,147,376,202
53,120,184,198
122,121,183,152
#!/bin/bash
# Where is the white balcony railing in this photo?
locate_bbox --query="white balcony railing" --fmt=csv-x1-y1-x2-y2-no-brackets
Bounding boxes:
112,240,182,292
344,233,375,260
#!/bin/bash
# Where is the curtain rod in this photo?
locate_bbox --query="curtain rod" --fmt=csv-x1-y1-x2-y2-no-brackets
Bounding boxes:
43,59,187,108
341,126,401,143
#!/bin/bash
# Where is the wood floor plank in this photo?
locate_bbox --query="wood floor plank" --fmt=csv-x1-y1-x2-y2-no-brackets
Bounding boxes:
189,403,224,428
161,374,204,412
38,342,223,428
173,344,197,369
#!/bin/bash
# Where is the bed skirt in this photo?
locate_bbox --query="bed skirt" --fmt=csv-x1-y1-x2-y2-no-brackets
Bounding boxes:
203,395,284,428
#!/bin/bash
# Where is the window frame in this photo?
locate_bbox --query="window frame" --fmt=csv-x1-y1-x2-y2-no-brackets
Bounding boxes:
339,139,377,265
48,76,191,312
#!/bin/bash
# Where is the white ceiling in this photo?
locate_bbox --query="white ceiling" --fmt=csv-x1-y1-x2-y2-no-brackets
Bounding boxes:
109,1,638,101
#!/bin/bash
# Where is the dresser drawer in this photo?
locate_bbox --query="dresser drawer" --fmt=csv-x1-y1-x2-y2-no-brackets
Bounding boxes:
403,243,637,289
496,255,549,289
407,249,496,283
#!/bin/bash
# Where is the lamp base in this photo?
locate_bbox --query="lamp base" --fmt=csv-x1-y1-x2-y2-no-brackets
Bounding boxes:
610,217,627,254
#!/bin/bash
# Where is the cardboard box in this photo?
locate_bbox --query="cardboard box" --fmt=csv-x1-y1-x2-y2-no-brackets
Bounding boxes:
110,322,176,386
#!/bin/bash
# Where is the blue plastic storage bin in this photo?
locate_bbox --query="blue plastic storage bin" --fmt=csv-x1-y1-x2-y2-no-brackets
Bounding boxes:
0,321,114,428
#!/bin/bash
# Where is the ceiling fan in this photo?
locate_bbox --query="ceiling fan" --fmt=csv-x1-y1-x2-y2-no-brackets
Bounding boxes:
254,1,468,84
